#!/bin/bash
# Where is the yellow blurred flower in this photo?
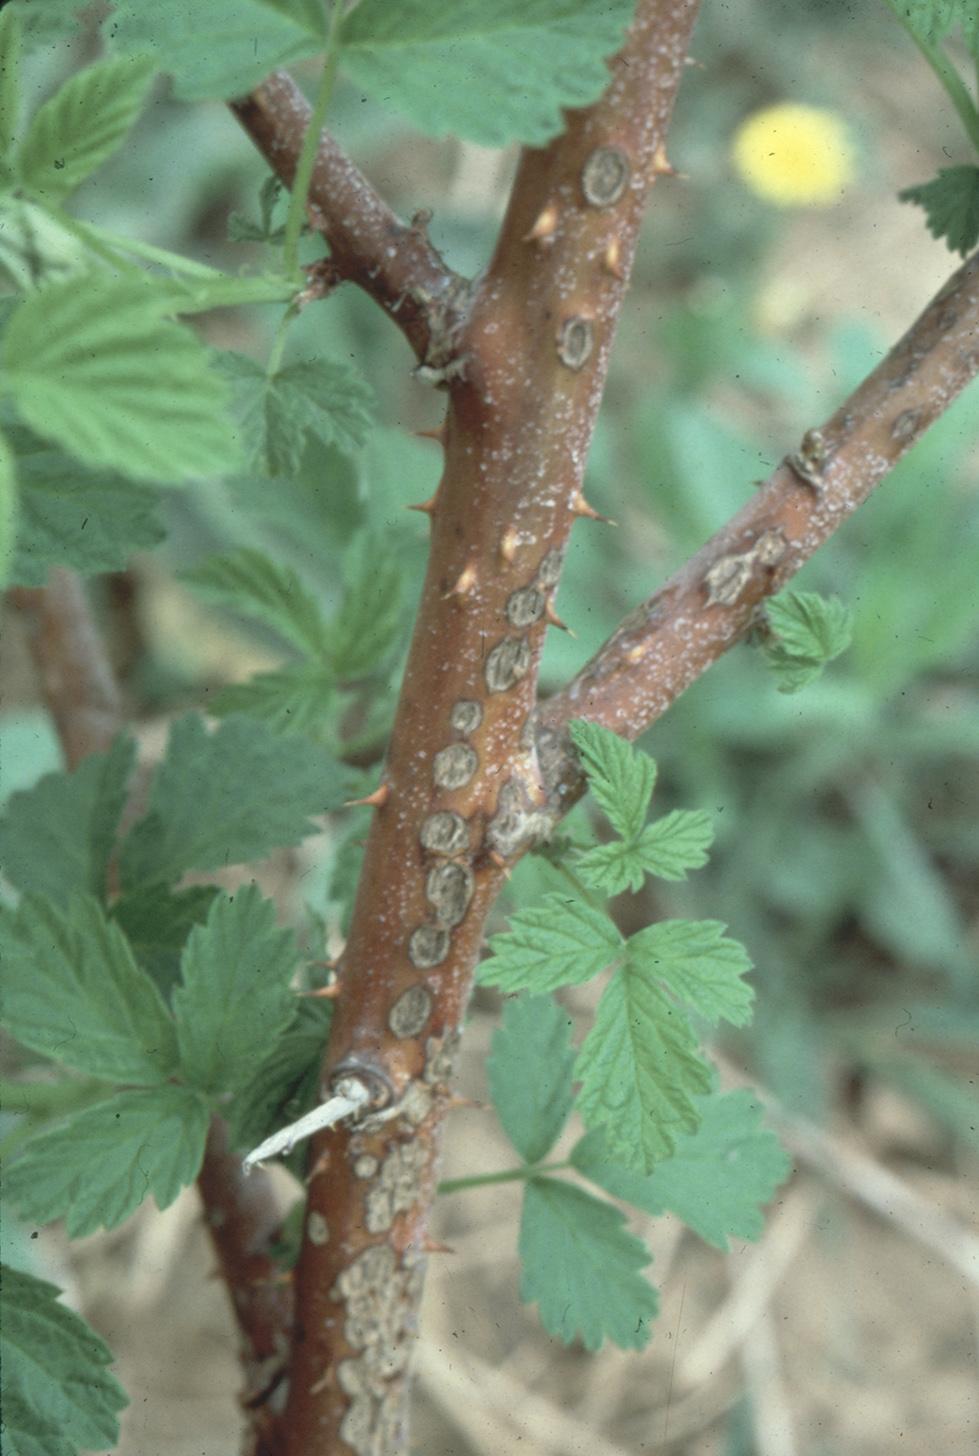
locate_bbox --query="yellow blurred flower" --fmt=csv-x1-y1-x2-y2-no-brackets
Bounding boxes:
732,103,854,207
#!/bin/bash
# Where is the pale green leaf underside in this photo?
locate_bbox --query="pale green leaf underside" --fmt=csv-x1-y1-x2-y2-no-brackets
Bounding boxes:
573,1089,791,1250
173,885,299,1095
1,275,239,484
0,735,135,904
107,0,319,100
570,719,656,843
479,893,623,993
16,54,155,203
575,809,715,895
1,894,178,1084
0,1264,127,1456
628,919,755,1028
575,965,712,1173
209,662,336,736
488,994,576,1163
519,1178,657,1350
762,590,853,693
340,0,635,146
9,444,165,587
4,1085,210,1237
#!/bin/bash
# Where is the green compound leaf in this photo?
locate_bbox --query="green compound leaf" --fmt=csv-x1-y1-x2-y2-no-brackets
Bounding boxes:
9,441,165,587
214,351,374,476
572,1089,791,1250
328,532,406,680
760,589,853,694
627,919,755,1028
1,894,178,1085
488,995,576,1163
1,274,239,485
119,713,346,891
519,1178,658,1350
899,166,979,258
173,885,299,1096
570,719,655,844
107,0,319,100
575,963,712,1174
478,894,623,994
209,662,336,737
574,837,650,895
16,54,155,204
0,735,136,904
3,1085,210,1237
636,810,715,881
183,547,332,660
340,0,635,147
110,884,220,1000
0,1264,128,1456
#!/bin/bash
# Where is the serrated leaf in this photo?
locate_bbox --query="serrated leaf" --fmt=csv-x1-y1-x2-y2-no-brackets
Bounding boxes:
478,893,623,993
765,590,852,663
570,719,655,843
575,964,712,1174
0,1264,127,1456
628,920,754,1028
119,714,345,890
17,54,155,204
110,884,220,999
214,351,373,478
572,1090,791,1250
1,894,178,1084
209,662,336,736
8,442,165,587
1,274,239,484
636,809,715,881
4,1085,209,1237
574,837,649,895
183,547,331,658
488,995,575,1163
328,531,405,679
0,8,22,168
173,886,299,1095
0,426,16,587
340,0,635,147
107,0,318,101
0,194,93,289
899,166,979,258
0,735,136,904
519,1178,657,1350
226,999,331,1154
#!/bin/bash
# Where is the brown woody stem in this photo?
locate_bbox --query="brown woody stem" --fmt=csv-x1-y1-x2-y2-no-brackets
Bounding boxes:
229,70,465,364
276,3,702,1452
536,248,979,802
6,570,293,1455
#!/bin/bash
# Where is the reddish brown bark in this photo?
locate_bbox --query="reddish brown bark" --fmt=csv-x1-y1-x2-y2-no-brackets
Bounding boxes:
276,3,703,1452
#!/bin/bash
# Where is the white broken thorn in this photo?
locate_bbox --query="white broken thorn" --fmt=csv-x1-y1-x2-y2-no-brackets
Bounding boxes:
242,1075,372,1174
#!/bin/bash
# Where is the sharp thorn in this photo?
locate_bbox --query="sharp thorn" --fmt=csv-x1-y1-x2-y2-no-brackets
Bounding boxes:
523,204,559,244
406,494,438,515
545,599,576,636
414,423,446,445
444,560,478,599
499,526,520,564
422,1237,455,1255
571,491,616,525
344,782,391,809
603,236,625,280
651,143,678,178
300,982,342,999
488,850,512,878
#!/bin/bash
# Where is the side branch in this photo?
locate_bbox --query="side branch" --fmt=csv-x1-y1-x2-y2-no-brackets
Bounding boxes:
230,70,465,362
7,570,293,1456
537,249,979,800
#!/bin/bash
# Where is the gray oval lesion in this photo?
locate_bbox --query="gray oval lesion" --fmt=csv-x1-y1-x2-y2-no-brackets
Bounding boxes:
407,924,450,968
419,810,470,855
432,742,478,789
485,634,531,693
